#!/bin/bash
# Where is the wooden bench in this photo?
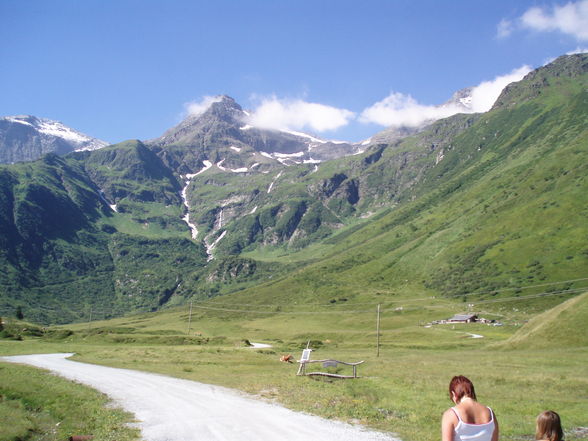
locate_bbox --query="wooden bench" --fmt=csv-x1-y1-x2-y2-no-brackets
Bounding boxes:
296,348,364,378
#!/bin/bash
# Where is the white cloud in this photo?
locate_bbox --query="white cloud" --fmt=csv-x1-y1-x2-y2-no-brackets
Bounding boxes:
520,0,588,41
185,95,223,116
468,65,532,112
359,93,461,128
497,19,514,38
567,46,588,54
247,96,355,133
360,65,532,128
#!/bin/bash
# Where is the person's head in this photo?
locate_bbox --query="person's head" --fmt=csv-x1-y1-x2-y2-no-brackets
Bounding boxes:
536,410,563,441
448,375,477,403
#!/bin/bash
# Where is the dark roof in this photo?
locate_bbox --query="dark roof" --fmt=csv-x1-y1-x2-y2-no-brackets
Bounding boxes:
448,314,477,321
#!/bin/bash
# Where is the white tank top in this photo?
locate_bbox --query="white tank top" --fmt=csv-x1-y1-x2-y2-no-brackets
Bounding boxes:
452,406,495,441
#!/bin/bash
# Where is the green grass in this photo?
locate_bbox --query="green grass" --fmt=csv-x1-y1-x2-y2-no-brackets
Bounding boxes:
0,361,139,441
220,91,588,313
1,293,586,441
101,202,188,238
502,291,588,348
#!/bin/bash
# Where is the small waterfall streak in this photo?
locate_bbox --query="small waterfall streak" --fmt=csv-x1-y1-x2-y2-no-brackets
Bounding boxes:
267,171,283,194
206,230,227,262
180,161,213,240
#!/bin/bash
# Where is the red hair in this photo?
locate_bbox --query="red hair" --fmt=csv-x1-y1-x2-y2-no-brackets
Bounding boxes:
449,375,477,402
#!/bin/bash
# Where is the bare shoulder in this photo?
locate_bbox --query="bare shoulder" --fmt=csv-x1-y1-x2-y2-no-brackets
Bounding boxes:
442,408,458,423
442,408,458,441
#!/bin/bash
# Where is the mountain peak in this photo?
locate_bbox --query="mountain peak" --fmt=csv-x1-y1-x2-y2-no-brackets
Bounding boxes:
493,52,588,110
443,87,474,111
201,95,244,120
0,115,108,163
153,95,248,147
183,95,244,121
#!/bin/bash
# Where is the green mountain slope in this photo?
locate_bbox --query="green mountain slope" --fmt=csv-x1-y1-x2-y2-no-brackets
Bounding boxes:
202,54,588,313
0,54,587,324
183,111,480,256
501,291,588,348
0,148,210,323
0,140,286,323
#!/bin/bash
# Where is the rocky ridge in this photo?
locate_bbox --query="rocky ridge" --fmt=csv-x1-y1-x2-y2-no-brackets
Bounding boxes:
0,115,108,164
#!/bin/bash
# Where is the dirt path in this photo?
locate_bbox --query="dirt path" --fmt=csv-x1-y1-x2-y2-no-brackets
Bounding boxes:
1,353,399,441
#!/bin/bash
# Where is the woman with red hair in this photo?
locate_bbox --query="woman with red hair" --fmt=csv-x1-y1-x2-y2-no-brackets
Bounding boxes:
441,375,499,441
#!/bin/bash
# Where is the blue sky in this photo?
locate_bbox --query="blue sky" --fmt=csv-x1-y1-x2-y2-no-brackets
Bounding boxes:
1,0,588,143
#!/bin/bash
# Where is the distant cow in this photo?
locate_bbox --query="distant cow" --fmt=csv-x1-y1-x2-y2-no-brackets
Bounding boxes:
280,354,294,363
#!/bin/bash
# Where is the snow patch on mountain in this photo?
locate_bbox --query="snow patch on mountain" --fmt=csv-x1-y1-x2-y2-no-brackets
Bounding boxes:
267,171,283,194
260,150,323,166
2,115,108,152
181,173,199,240
206,230,227,261
179,160,215,240
435,149,445,165
216,159,249,173
279,129,326,144
38,121,92,144
197,160,213,175
273,151,305,158
216,159,228,171
98,190,117,212
5,116,33,127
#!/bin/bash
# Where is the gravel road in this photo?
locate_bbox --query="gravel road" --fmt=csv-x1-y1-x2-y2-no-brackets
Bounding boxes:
1,353,400,441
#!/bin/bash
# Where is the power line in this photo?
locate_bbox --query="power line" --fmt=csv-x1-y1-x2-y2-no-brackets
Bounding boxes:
200,277,588,308
467,287,587,305
190,288,586,315
26,279,585,319
436,277,588,299
13,277,587,322
191,305,376,314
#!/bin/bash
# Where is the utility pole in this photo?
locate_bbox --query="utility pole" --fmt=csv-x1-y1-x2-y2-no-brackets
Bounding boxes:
376,304,381,357
88,307,93,331
187,301,193,334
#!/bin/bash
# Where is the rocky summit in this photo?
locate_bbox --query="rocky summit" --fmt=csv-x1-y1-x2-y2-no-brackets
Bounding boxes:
0,115,108,164
149,95,362,170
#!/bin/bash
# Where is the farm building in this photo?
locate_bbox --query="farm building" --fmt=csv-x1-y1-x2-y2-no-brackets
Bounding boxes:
447,314,478,323
429,314,499,326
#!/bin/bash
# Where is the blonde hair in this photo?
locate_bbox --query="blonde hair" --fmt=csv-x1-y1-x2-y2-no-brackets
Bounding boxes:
536,410,563,441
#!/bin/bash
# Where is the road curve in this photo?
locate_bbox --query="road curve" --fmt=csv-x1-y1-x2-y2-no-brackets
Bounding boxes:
1,353,399,441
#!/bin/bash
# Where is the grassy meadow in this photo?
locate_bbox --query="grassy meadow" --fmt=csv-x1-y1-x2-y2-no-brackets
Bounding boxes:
0,361,139,441
1,292,586,441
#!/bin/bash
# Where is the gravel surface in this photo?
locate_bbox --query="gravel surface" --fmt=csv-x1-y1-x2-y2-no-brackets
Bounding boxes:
2,353,400,441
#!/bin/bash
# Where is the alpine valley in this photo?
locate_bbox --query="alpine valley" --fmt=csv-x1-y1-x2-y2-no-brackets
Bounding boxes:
1,53,587,324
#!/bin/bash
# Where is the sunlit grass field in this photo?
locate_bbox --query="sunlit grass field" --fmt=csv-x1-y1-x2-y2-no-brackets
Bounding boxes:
1,292,586,441
0,361,139,441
